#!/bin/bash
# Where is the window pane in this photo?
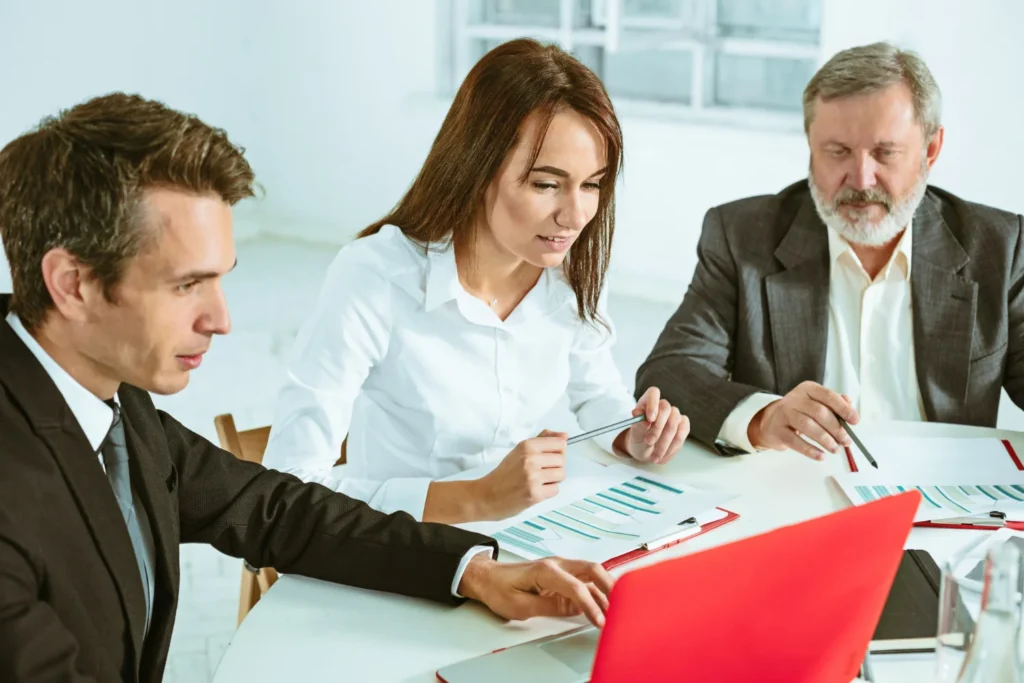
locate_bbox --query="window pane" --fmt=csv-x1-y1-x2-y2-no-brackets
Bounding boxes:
714,53,815,111
470,0,594,28
472,0,561,27
604,47,693,104
621,0,701,28
716,0,821,43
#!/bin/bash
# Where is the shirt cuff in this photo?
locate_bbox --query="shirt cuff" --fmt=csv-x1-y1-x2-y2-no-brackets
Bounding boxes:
451,546,495,597
594,425,626,458
717,392,783,454
366,477,434,522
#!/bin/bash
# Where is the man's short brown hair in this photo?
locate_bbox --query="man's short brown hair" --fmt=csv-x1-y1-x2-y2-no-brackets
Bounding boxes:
0,92,256,330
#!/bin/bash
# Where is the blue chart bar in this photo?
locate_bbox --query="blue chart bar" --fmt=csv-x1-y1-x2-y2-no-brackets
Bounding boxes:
493,475,686,558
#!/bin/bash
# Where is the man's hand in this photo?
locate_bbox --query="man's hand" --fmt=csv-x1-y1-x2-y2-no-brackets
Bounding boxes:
748,381,859,460
457,555,614,628
614,386,690,464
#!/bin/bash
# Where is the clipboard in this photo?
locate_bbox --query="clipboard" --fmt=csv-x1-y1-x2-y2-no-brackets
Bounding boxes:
602,507,740,570
845,440,1024,531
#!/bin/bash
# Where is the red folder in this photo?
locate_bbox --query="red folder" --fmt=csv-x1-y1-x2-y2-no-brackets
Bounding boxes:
602,508,739,570
845,440,1024,530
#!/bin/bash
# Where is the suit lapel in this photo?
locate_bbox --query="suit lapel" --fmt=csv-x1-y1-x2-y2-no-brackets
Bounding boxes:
910,193,975,420
765,196,830,393
0,314,148,672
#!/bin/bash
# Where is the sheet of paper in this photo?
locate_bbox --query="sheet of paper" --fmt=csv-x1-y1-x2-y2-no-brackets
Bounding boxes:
447,458,734,562
832,472,1024,523
846,437,1021,479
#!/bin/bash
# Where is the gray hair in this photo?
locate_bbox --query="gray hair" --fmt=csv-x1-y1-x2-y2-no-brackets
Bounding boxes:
803,42,942,139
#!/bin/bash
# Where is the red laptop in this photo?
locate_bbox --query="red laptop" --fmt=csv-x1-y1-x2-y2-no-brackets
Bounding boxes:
438,490,920,683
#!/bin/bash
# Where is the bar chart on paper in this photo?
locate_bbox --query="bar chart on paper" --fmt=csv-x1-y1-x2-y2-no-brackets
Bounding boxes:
492,475,687,559
488,475,729,563
833,473,1024,523
451,458,732,563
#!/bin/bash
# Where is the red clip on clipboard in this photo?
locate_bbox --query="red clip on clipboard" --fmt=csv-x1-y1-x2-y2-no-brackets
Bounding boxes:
602,508,740,570
845,440,1024,531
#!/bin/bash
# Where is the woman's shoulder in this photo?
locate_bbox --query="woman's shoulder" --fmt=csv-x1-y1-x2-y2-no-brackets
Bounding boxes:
325,224,428,298
335,224,425,267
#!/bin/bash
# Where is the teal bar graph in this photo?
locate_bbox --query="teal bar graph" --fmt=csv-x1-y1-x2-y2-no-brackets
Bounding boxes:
853,483,1024,516
493,475,688,558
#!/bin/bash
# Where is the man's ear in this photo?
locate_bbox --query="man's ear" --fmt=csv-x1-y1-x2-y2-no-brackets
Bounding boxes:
40,248,100,323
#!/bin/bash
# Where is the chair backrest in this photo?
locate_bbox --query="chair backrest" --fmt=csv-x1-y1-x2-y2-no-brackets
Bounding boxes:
213,414,347,466
213,413,346,624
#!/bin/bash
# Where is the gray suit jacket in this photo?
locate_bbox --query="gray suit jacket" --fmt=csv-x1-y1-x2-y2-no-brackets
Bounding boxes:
636,180,1024,451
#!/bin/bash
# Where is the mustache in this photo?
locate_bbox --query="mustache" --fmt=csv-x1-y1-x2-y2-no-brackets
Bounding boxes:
833,187,893,210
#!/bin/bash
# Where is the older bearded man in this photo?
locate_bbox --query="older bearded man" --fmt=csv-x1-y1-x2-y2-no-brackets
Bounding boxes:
636,41,1024,460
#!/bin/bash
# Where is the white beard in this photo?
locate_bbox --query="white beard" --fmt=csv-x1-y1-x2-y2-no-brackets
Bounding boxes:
808,166,929,247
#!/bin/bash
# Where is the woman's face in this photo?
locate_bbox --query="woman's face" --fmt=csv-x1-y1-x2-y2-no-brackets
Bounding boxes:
481,108,607,269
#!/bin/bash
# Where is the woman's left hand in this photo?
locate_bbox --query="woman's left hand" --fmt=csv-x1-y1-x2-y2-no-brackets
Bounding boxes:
616,386,690,464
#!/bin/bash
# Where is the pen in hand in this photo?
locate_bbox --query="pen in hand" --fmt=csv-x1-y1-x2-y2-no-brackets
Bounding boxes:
838,417,878,469
567,415,646,446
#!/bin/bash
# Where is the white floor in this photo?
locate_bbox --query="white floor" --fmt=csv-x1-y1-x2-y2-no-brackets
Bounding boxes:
160,236,1024,683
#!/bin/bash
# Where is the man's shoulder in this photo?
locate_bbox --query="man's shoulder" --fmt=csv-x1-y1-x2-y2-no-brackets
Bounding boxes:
713,180,809,220
704,180,811,247
930,186,1021,235
0,382,58,485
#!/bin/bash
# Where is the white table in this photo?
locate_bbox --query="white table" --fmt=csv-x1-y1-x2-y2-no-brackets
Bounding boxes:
213,422,1021,682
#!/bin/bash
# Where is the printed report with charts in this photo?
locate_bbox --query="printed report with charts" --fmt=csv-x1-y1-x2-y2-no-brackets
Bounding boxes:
834,436,1024,525
445,456,735,563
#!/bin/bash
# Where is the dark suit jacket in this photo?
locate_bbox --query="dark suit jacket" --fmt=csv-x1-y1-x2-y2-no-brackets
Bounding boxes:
0,296,496,682
636,181,1024,450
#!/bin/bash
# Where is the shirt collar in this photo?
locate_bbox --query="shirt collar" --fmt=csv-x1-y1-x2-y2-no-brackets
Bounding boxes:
422,238,576,325
423,240,462,312
6,313,115,451
826,219,913,282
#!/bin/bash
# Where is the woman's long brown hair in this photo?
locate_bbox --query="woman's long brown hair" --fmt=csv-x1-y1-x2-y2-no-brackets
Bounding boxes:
359,38,623,324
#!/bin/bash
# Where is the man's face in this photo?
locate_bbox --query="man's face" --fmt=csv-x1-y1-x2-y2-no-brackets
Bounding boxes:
807,82,942,246
75,188,236,395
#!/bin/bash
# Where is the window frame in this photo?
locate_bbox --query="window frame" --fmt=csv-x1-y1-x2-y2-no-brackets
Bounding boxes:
440,0,822,131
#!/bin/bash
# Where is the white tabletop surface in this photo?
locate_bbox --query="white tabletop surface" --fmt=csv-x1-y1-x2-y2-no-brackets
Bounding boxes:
213,421,1022,683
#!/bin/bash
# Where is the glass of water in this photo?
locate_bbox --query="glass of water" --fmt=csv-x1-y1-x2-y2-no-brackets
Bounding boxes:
936,534,1024,682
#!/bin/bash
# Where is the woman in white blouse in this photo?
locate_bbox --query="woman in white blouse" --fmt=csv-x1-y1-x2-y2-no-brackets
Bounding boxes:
263,39,690,523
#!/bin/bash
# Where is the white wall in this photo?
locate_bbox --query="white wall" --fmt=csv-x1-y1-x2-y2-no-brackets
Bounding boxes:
0,0,265,169
242,2,447,240
1,0,1022,300
0,0,269,286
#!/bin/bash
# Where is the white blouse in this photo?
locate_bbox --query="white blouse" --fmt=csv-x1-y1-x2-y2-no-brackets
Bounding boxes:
263,225,636,521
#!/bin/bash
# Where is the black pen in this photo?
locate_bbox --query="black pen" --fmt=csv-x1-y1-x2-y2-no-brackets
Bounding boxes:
838,417,878,469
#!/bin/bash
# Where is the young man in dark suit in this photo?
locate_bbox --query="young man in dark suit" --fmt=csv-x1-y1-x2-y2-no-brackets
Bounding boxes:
0,93,612,683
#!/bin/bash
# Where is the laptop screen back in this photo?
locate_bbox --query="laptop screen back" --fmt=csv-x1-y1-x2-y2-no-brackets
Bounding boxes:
591,491,920,683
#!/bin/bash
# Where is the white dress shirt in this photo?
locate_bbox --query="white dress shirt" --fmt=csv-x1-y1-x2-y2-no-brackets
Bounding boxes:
7,311,488,598
719,223,925,452
263,224,636,521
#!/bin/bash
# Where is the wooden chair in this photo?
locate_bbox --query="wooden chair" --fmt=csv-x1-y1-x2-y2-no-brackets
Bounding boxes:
214,413,347,624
